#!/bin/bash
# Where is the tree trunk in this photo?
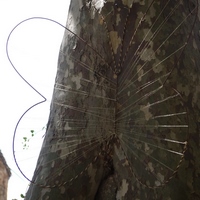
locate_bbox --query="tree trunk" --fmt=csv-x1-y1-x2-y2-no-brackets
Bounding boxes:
0,151,11,200
25,0,200,199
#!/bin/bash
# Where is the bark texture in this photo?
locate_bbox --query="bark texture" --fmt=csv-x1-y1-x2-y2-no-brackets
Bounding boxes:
0,150,11,200
26,0,200,199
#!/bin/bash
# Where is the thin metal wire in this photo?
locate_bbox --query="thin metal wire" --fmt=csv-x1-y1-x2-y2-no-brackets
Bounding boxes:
6,16,108,186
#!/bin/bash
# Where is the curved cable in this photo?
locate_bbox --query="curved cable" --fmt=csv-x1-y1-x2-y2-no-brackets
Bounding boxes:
6,17,78,184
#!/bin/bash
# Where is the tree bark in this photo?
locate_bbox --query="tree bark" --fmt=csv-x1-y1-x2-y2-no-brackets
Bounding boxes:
26,0,200,199
0,151,11,200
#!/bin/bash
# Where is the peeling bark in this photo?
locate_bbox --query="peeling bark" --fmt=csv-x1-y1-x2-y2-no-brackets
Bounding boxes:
26,0,200,199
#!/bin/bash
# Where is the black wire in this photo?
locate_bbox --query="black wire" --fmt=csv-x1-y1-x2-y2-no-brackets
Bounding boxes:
6,16,108,187
6,17,76,185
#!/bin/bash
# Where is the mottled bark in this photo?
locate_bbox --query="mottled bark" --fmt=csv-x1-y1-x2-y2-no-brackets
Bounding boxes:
26,0,200,199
